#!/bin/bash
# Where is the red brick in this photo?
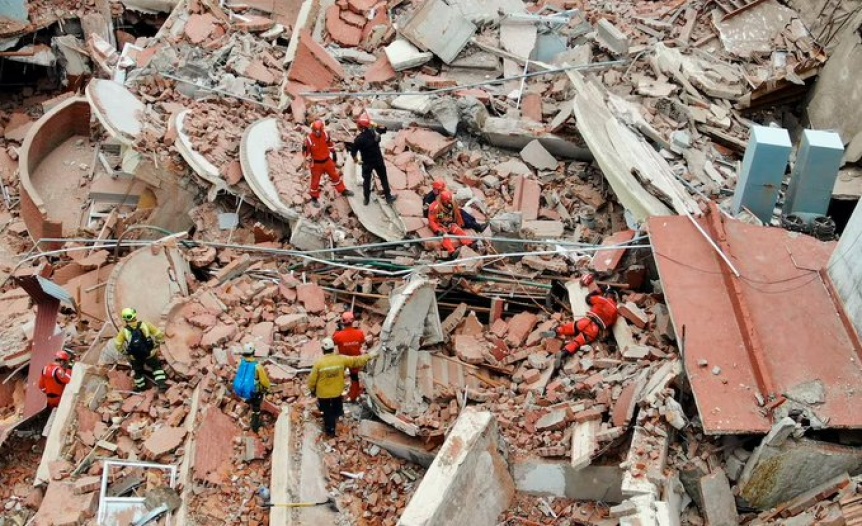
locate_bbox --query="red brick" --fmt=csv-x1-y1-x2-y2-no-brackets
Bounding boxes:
591,230,636,272
454,335,485,365
522,368,541,385
505,311,539,347
618,302,649,329
143,426,187,457
193,407,241,484
513,175,541,221
339,7,367,27
365,55,396,84
185,13,217,44
297,282,326,313
347,0,376,14
402,128,456,159
326,6,363,47
521,93,543,122
288,30,346,90
361,6,390,45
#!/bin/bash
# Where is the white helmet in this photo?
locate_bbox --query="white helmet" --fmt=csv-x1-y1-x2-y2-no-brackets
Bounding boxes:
241,343,255,356
321,338,335,352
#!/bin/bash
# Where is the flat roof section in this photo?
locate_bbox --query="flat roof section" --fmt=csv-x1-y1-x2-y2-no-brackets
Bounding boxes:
649,209,862,434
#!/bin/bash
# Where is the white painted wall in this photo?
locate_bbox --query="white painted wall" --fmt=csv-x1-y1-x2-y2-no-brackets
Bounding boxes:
828,202,862,337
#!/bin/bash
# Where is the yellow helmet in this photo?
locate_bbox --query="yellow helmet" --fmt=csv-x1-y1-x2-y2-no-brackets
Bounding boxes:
121,308,137,322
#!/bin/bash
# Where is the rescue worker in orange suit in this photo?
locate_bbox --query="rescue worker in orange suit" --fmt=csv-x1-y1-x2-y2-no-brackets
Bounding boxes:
556,283,620,354
428,190,475,256
39,351,73,408
332,311,367,402
302,120,354,205
422,180,487,232
347,115,397,206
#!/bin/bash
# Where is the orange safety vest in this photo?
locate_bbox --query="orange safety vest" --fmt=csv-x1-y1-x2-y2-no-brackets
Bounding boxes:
305,132,333,162
39,363,71,403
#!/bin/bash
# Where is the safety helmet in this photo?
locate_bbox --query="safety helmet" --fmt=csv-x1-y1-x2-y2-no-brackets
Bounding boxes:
121,308,137,322
241,343,255,356
432,180,447,193
439,191,453,205
321,337,335,353
356,115,372,129
311,120,325,134
341,311,355,325
55,350,70,362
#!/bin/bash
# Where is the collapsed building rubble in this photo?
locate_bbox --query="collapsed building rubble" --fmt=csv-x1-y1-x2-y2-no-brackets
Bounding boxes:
0,0,861,524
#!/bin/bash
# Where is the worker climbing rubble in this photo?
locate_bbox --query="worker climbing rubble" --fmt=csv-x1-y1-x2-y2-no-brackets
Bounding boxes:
39,351,73,409
303,119,354,206
115,307,168,392
556,275,620,354
308,337,377,437
423,180,486,232
233,343,271,433
347,114,397,206
332,311,367,402
428,190,477,257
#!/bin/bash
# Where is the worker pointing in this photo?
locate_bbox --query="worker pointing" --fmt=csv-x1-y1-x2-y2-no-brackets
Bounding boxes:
303,119,354,206
347,114,397,206
115,307,168,392
308,337,378,437
39,351,72,408
556,277,619,354
428,190,475,257
332,311,367,402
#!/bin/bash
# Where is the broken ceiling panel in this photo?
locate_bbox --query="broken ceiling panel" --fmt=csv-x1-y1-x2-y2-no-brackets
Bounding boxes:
715,0,797,57
399,0,477,64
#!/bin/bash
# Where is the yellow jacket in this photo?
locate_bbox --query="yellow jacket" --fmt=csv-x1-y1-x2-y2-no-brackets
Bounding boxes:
308,353,373,399
240,358,271,391
115,321,164,356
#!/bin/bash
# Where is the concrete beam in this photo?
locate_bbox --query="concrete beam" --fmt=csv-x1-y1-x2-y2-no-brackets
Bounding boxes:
512,460,623,503
398,409,514,526
270,407,291,526
358,420,438,468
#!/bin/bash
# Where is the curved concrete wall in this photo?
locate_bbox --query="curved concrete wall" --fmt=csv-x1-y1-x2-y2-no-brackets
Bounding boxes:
19,97,90,251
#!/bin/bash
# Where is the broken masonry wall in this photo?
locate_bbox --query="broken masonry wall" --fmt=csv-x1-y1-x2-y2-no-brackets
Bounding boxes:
807,9,862,143
19,98,91,251
398,409,514,526
828,201,862,339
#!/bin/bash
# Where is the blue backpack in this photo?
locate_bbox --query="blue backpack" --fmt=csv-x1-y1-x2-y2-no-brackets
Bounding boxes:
233,360,258,401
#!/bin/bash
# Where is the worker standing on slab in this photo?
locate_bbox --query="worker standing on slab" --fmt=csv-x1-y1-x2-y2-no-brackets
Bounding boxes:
308,337,377,437
347,114,397,206
39,351,72,408
115,308,168,392
303,119,353,206
233,343,271,433
428,190,475,257
556,278,619,354
332,311,367,402
423,180,486,232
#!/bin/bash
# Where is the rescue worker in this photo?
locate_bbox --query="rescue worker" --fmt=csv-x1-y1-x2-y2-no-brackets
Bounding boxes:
556,281,619,354
39,351,72,408
423,180,486,232
347,114,397,206
308,337,378,437
332,311,367,402
234,343,271,433
302,119,354,205
115,308,168,392
428,190,475,257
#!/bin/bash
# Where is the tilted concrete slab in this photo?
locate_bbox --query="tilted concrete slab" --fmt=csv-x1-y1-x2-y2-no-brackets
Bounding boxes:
358,419,439,467
513,460,624,503
173,110,228,194
398,409,514,526
85,79,144,146
343,157,407,242
239,117,300,222
399,0,476,64
482,116,593,161
105,243,189,328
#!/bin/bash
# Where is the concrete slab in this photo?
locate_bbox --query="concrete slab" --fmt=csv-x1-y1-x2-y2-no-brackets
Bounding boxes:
85,79,144,145
400,0,476,64
513,460,624,502
385,39,433,72
482,116,592,161
343,156,408,241
398,409,514,526
358,419,439,467
240,117,300,221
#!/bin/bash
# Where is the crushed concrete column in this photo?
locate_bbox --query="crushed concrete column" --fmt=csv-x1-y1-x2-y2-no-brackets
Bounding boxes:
398,409,514,526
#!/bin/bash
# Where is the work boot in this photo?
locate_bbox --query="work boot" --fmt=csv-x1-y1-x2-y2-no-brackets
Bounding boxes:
251,412,261,433
342,189,354,197
363,196,370,206
311,197,320,207
385,194,398,204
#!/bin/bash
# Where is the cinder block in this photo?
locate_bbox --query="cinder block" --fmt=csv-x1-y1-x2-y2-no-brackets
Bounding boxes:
732,125,792,223
785,129,844,216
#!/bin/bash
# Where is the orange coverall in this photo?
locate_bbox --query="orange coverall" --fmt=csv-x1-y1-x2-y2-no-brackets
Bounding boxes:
39,363,72,408
303,131,347,199
428,200,474,255
333,327,367,401
558,294,619,354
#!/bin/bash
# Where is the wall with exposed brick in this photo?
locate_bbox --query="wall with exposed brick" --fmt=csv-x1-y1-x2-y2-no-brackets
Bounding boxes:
19,97,90,251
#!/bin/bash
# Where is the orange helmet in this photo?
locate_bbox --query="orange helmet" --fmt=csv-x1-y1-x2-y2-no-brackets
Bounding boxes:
432,180,447,193
311,120,325,134
439,191,453,205
55,350,70,362
342,311,355,325
356,115,372,129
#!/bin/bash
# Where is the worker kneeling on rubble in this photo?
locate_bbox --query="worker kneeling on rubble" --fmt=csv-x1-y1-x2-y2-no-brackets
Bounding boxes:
557,280,619,354
115,308,168,392
423,180,486,232
39,351,73,408
233,343,271,433
428,190,476,257
303,120,354,205
308,337,378,437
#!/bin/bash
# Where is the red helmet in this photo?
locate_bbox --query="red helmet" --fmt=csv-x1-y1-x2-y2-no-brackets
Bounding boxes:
55,351,70,362
356,115,371,129
311,120,325,133
432,180,447,193
439,191,453,205
342,311,355,325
